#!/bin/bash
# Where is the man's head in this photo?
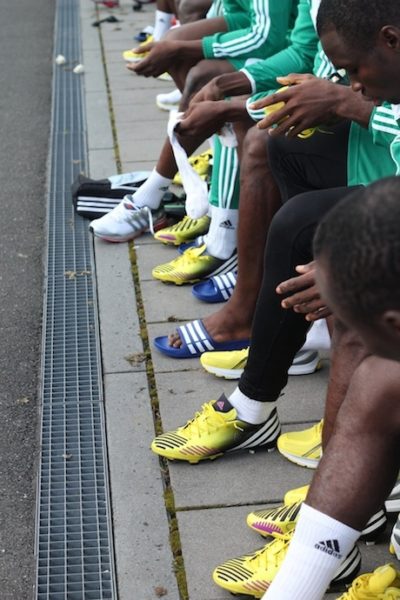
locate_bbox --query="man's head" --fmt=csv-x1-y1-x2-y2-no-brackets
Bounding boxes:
314,177,400,361
317,0,400,105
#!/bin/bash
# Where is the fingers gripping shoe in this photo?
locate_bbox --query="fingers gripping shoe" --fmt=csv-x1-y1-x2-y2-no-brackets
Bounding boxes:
151,395,281,463
154,215,210,246
336,564,400,599
247,501,387,544
277,419,323,468
212,531,361,598
90,196,165,242
152,244,225,285
123,36,154,62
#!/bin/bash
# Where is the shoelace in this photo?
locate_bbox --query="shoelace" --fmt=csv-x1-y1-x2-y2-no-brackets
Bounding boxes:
182,402,236,438
178,245,208,265
247,533,292,572
118,199,155,234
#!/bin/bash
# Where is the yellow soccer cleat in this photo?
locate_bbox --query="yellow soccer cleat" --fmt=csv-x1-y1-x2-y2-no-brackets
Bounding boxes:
151,396,281,463
200,348,321,380
277,419,323,468
200,348,249,379
152,244,224,285
213,531,361,598
336,564,400,599
283,484,309,505
154,215,210,246
246,501,302,537
172,150,213,186
247,500,386,543
123,36,153,63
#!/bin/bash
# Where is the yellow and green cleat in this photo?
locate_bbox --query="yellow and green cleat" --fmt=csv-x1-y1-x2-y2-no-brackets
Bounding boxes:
152,244,224,285
151,396,280,464
154,214,210,246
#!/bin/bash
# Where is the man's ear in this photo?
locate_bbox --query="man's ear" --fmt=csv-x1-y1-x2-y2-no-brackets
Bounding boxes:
379,26,400,51
381,310,400,335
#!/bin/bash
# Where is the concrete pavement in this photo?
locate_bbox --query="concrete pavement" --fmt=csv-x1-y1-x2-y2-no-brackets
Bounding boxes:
79,2,393,598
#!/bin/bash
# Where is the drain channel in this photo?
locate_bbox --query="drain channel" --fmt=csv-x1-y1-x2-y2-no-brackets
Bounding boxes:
36,0,116,598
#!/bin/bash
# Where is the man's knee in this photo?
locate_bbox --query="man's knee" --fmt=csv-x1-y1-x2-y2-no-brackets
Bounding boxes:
184,61,217,96
344,356,400,431
242,126,270,164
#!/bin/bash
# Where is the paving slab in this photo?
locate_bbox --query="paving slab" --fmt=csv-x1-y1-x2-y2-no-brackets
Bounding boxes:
88,148,117,179
94,238,145,374
141,280,213,323
104,371,179,600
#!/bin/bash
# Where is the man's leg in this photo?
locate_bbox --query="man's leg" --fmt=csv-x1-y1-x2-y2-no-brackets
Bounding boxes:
169,122,351,347
264,356,400,600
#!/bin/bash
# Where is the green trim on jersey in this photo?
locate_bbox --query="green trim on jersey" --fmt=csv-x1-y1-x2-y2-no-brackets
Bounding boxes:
202,0,294,63
369,103,400,175
241,0,317,93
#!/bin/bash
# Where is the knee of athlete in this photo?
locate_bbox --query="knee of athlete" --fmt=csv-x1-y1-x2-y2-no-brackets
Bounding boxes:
184,63,210,97
349,356,400,428
267,203,293,248
242,126,271,166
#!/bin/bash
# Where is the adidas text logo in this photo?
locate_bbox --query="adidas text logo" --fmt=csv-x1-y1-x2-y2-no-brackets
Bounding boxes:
314,539,342,559
219,219,235,230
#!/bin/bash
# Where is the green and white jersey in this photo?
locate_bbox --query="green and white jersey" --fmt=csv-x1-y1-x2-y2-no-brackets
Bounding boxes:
202,0,294,63
369,103,400,175
241,0,318,94
207,0,224,18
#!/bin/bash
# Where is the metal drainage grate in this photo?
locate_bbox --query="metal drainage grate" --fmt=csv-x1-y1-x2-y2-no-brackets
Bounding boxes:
36,0,117,598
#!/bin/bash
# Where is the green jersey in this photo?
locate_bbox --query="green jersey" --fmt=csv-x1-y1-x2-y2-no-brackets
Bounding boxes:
369,103,400,175
202,0,295,65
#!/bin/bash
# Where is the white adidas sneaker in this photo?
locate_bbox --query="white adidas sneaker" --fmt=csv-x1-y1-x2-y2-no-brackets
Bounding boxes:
90,195,163,242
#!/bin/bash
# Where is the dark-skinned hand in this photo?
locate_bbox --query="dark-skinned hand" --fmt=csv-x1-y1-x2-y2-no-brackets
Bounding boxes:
276,261,332,321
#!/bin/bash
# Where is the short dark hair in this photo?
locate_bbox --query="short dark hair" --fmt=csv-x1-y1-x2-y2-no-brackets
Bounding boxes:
317,0,400,51
313,177,400,320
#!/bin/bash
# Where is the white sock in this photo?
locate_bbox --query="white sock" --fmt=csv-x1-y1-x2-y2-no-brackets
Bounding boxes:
131,169,171,210
153,10,174,41
228,387,277,424
263,503,361,600
205,206,238,259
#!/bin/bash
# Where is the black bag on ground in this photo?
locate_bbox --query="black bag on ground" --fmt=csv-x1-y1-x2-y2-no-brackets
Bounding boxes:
72,171,187,220
71,171,151,219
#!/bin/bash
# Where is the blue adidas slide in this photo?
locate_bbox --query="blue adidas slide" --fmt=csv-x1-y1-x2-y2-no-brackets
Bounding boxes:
192,271,237,303
153,319,249,358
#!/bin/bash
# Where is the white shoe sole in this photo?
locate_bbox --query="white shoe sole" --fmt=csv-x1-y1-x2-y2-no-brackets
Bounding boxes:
156,99,180,111
202,364,243,379
278,449,320,469
288,355,321,376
